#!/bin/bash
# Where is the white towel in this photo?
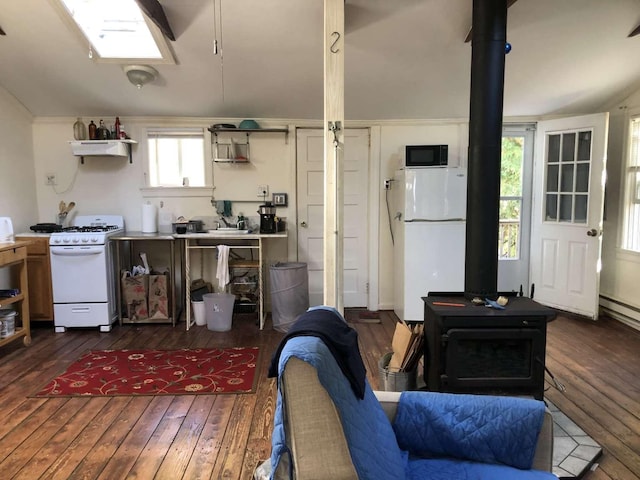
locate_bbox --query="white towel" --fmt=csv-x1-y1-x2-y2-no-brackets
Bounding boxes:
216,245,230,290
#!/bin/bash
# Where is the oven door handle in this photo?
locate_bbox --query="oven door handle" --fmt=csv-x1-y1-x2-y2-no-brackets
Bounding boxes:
50,246,104,256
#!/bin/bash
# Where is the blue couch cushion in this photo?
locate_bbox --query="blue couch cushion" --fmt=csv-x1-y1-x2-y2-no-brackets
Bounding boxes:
394,391,546,470
406,458,558,480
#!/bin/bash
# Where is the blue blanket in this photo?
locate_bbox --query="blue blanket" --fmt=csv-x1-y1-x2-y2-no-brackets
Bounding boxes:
394,391,546,469
270,336,408,479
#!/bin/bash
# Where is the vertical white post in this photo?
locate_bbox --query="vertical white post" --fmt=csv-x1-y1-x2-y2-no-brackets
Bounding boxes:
324,0,345,312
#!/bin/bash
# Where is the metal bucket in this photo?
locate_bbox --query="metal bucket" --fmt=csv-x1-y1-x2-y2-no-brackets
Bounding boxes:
378,352,417,392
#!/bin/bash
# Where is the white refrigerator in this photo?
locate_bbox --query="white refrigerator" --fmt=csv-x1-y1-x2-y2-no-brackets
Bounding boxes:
393,167,467,322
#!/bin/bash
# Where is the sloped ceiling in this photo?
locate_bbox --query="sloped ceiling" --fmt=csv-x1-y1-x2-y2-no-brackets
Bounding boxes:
0,0,639,120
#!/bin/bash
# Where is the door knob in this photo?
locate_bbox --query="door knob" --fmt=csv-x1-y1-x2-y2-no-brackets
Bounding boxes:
300,221,307,228
587,228,598,237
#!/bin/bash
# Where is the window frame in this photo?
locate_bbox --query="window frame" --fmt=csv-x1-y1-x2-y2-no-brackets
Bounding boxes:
53,0,176,64
620,115,640,253
143,126,212,193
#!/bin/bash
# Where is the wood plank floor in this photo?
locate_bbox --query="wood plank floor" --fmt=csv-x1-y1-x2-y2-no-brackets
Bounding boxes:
0,310,638,479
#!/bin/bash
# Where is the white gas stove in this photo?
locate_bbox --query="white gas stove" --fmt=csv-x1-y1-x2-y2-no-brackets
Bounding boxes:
49,215,124,246
49,215,125,332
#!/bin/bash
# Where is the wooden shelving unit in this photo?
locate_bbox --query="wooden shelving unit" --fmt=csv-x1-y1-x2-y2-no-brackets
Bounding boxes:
0,241,31,348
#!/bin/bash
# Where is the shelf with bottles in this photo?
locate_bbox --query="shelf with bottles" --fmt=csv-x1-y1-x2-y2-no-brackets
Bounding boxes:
70,117,135,163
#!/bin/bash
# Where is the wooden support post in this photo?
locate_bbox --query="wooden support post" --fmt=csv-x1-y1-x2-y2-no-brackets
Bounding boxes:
323,0,344,312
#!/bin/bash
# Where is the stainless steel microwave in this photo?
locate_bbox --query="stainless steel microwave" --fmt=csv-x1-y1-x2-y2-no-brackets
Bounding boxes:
405,145,448,167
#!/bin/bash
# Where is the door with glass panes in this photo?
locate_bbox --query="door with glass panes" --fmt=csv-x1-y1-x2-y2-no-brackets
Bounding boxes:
529,113,608,319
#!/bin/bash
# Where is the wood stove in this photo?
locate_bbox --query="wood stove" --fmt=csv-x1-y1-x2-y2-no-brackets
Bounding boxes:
423,294,556,400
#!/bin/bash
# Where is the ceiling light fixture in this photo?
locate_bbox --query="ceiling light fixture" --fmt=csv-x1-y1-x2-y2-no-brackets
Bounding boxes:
123,64,158,88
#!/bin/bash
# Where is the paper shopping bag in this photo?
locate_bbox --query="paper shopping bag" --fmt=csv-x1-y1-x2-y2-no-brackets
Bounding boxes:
121,273,148,321
148,274,169,320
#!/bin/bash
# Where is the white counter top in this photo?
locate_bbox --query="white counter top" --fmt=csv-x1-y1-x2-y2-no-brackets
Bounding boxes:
15,232,52,238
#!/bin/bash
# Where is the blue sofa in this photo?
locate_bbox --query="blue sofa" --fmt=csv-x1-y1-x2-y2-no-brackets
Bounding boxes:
269,334,557,480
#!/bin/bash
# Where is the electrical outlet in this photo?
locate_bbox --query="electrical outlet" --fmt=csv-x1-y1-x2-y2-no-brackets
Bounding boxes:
257,184,269,197
384,179,392,190
45,174,57,186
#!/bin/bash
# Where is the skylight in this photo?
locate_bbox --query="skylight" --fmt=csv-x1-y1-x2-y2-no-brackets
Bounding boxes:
58,0,173,62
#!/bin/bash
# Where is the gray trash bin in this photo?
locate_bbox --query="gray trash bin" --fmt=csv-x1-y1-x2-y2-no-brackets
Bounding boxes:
270,262,309,332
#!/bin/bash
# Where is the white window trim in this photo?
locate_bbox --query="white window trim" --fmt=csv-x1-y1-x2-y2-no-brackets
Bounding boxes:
619,112,640,254
142,126,212,190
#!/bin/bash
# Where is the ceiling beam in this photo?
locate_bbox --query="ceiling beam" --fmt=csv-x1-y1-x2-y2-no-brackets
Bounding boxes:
135,0,175,41
629,23,640,37
464,0,519,43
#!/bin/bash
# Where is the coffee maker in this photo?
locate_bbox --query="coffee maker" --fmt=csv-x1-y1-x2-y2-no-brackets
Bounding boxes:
258,202,277,234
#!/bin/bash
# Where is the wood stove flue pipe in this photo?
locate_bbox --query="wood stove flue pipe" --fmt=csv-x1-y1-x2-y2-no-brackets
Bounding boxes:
464,0,508,301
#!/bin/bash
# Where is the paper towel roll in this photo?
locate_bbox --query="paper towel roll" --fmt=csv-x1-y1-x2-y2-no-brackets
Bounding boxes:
141,203,157,233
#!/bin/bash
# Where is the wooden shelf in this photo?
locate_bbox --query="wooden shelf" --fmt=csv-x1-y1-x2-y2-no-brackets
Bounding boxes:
0,242,31,348
229,259,260,268
0,292,26,308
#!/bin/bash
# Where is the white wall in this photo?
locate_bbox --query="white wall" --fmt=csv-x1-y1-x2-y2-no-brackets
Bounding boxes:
30,116,472,310
27,110,639,322
600,89,640,329
0,86,37,234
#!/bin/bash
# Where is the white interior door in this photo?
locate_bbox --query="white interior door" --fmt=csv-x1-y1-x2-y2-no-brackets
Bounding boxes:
296,128,370,307
530,113,609,318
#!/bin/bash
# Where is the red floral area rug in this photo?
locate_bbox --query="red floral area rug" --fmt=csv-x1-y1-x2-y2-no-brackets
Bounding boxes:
34,347,259,397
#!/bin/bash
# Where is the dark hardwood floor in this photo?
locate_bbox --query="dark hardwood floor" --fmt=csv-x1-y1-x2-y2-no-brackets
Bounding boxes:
0,310,638,479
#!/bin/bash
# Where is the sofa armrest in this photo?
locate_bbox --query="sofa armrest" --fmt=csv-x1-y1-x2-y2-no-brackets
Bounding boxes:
279,357,358,480
373,390,401,422
373,390,554,473
532,410,554,472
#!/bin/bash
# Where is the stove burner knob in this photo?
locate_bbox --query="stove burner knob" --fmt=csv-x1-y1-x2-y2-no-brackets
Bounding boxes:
81,237,89,243
53,238,61,244
91,237,99,243
72,238,80,243
64,237,71,243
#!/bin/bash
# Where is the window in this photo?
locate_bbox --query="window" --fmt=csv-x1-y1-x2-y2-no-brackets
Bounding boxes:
622,117,640,252
543,130,592,224
499,135,525,259
147,128,205,187
57,0,174,63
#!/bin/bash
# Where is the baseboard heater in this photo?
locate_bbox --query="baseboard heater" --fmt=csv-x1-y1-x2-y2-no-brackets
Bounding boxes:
599,295,640,331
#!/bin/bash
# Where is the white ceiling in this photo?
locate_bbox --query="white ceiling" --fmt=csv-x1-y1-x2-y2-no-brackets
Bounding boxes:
0,0,639,120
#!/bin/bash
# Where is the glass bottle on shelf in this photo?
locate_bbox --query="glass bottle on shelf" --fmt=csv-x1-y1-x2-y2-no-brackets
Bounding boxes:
88,120,97,140
73,118,87,140
114,116,121,139
98,119,110,139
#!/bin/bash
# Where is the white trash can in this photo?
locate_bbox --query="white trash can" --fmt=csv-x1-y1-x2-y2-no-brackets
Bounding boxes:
191,301,206,326
203,293,235,332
